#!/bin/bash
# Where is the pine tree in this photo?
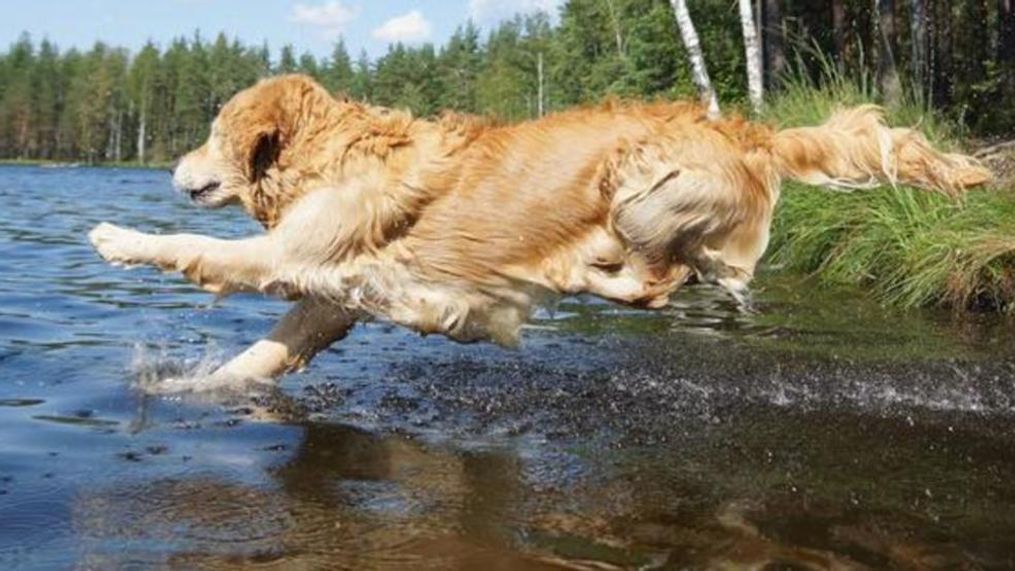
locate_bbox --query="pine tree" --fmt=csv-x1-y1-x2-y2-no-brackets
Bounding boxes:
55,48,83,159
277,44,298,74
477,19,530,119
1,34,35,158
171,37,210,153
438,22,482,112
298,51,320,77
31,39,61,158
351,50,372,99
322,39,354,94
73,42,112,163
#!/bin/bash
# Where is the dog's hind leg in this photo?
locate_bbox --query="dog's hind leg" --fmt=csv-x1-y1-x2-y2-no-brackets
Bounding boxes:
701,216,771,311
687,247,756,310
606,139,773,312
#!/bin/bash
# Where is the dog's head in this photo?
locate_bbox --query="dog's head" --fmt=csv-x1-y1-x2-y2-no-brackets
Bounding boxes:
172,74,338,223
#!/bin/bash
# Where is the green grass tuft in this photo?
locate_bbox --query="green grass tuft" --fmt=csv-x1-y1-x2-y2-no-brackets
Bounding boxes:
768,183,1015,314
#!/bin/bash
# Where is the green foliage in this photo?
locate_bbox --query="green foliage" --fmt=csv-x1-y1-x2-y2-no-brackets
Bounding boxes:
685,0,745,104
0,0,1010,158
437,22,482,112
475,15,547,120
372,43,442,115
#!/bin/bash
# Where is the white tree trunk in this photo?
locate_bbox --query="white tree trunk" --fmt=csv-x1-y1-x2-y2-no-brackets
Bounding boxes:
114,108,123,163
604,0,625,57
739,0,764,113
537,51,545,118
137,106,147,165
670,0,720,119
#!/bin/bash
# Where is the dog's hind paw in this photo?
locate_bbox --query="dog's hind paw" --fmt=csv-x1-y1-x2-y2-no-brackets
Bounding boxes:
88,222,148,267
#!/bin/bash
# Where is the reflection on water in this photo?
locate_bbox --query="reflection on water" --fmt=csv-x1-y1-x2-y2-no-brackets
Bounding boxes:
65,413,1015,569
1,165,1015,569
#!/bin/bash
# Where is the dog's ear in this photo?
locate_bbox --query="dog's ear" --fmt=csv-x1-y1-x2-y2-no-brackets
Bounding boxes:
250,131,281,181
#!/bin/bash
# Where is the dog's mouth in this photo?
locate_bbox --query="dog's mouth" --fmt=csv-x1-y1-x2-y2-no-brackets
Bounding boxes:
188,181,222,201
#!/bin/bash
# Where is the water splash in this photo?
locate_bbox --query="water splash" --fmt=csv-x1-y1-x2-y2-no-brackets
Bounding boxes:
129,343,272,395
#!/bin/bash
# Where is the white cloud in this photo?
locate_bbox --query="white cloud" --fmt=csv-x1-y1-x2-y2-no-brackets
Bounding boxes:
371,10,432,44
290,1,359,37
468,0,563,26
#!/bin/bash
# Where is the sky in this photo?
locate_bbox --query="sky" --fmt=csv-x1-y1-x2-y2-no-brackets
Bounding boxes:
0,0,564,60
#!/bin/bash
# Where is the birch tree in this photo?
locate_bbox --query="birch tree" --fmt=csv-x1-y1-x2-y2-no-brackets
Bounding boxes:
669,0,720,118
603,0,626,58
127,43,159,165
738,0,763,113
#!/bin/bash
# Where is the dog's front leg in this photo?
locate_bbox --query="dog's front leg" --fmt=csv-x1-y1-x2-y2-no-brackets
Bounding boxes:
88,222,276,295
210,297,358,384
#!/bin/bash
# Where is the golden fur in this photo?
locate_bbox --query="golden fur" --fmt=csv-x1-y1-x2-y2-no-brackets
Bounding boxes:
88,75,991,387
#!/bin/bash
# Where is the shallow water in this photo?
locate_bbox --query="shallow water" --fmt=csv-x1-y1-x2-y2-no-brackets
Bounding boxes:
1,164,1014,569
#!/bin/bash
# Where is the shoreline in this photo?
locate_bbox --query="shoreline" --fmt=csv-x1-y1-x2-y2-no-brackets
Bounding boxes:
0,159,171,170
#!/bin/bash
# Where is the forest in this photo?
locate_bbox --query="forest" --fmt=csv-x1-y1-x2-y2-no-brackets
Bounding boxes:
0,0,1012,165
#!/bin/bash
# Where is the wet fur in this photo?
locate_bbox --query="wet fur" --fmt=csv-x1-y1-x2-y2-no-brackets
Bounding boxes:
89,75,991,385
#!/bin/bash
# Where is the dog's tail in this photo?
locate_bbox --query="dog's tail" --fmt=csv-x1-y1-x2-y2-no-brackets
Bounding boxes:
771,105,991,197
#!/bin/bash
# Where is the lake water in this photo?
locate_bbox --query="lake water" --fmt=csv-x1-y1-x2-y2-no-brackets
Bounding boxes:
1,164,1014,569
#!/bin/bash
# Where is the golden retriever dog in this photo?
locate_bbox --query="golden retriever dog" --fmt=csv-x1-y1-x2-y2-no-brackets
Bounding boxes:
88,74,990,390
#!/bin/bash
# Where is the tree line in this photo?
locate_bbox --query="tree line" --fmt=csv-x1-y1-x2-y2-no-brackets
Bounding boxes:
0,0,1011,164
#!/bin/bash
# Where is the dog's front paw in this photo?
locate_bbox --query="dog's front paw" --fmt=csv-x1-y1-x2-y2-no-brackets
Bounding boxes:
88,222,149,267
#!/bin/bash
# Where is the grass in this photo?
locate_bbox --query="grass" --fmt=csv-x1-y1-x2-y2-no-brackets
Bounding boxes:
762,62,1015,314
768,184,1015,313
